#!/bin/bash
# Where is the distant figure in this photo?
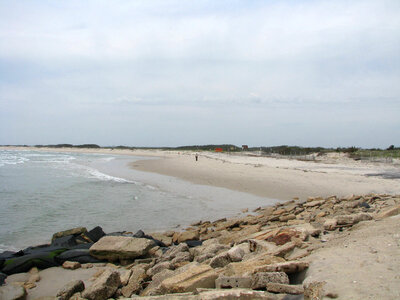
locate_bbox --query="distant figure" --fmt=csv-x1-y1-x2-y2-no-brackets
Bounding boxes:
195,153,198,161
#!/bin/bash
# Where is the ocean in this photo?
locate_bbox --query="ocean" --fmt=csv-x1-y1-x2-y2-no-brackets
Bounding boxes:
0,149,277,252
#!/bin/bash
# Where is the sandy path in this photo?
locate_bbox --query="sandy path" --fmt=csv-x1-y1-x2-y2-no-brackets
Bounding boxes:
305,215,400,299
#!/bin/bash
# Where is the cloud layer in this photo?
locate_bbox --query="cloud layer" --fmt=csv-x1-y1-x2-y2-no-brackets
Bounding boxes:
1,0,399,147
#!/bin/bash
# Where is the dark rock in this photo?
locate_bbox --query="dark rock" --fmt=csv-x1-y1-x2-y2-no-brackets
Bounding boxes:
86,226,106,243
185,240,203,248
359,202,370,209
0,272,6,286
51,235,78,248
55,249,103,264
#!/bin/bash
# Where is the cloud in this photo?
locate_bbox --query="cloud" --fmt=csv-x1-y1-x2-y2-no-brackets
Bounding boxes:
0,0,399,147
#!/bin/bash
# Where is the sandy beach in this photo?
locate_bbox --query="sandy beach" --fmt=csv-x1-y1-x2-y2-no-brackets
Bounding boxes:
2,146,400,202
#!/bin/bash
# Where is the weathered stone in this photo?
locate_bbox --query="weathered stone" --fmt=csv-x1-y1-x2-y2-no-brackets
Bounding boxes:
209,252,231,268
198,288,278,299
223,253,285,276
249,239,277,253
56,280,85,300
62,261,81,270
147,262,174,277
271,241,296,257
162,243,190,261
293,223,321,237
0,284,27,300
171,252,193,266
303,281,326,300
82,269,121,300
336,213,372,225
89,236,155,261
175,231,200,243
251,272,289,289
227,245,245,262
27,273,40,284
149,233,173,246
254,261,309,274
215,276,252,289
303,200,325,208
121,266,147,297
376,204,400,219
140,269,174,296
323,219,338,231
266,283,304,294
161,264,218,293
52,227,87,242
279,214,296,222
118,268,132,286
23,282,36,290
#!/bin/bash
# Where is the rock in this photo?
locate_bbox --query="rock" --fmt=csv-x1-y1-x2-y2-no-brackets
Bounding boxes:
121,266,147,297
62,261,81,270
375,204,400,219
303,200,325,207
209,252,231,268
266,283,304,294
279,214,296,222
293,223,321,237
161,264,218,293
271,241,296,257
323,219,338,231
336,213,372,225
27,273,40,284
215,275,252,289
56,280,85,300
23,282,36,290
254,261,309,274
0,272,6,285
140,269,174,296
149,233,173,247
118,268,132,286
52,227,87,242
249,239,277,253
162,243,190,261
303,281,326,300
198,288,278,299
171,252,193,266
251,272,289,289
0,284,27,300
82,269,121,300
176,231,200,243
223,253,285,276
147,261,174,277
227,246,245,262
89,236,155,262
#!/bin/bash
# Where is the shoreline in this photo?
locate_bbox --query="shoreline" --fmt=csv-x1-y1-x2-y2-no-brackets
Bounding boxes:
2,146,400,201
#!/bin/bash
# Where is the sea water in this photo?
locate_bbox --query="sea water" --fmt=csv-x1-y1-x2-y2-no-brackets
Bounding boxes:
0,149,277,252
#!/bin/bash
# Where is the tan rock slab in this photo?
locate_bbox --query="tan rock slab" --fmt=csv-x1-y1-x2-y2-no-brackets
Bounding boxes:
266,283,304,294
89,236,155,261
161,264,218,293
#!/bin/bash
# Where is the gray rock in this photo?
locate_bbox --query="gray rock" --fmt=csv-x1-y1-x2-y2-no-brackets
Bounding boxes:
82,269,121,300
57,280,85,300
209,252,231,268
161,243,190,261
251,272,289,289
171,251,193,266
0,284,27,300
227,246,245,262
147,261,174,277
121,266,147,297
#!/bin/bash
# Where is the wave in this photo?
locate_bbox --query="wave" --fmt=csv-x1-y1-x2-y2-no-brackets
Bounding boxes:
85,168,135,183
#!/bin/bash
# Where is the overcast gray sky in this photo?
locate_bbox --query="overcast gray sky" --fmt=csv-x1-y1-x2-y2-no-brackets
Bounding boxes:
0,0,399,148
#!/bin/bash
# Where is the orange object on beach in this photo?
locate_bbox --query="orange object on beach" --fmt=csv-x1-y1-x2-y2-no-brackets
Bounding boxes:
215,148,223,152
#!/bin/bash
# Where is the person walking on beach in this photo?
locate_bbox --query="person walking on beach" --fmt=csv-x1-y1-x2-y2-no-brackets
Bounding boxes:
195,153,198,161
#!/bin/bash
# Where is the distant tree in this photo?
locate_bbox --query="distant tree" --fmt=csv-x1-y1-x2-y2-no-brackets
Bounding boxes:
387,145,395,150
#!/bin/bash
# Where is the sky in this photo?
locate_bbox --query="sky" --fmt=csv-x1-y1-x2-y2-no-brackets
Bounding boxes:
0,0,399,148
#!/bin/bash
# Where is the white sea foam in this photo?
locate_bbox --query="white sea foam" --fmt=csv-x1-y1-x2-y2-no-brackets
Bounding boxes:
85,168,134,183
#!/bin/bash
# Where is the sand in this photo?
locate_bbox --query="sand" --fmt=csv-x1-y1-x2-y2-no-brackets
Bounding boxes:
2,146,400,201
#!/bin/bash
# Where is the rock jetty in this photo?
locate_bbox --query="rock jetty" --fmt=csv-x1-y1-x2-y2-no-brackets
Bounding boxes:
1,193,399,300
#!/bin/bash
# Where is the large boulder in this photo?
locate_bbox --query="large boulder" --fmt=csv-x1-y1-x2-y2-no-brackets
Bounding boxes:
89,236,155,262
0,284,27,300
82,269,121,300
160,264,218,293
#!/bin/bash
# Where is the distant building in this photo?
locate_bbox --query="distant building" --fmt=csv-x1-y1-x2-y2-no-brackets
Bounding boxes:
242,145,248,150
